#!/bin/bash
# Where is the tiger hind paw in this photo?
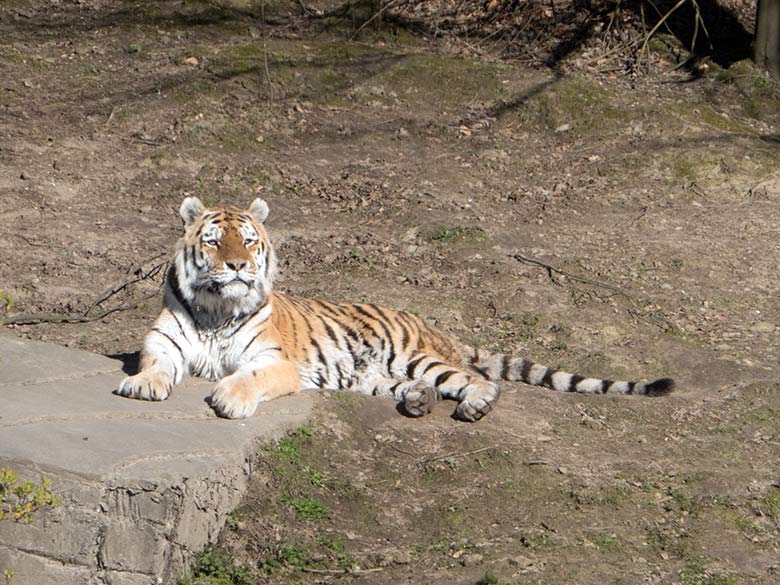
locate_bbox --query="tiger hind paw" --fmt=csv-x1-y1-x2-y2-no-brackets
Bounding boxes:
403,381,441,417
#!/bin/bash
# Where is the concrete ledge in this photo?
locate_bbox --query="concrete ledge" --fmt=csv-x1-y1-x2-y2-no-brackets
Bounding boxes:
0,330,316,584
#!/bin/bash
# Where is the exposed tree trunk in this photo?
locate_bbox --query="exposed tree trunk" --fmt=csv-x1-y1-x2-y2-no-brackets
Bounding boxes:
755,0,780,78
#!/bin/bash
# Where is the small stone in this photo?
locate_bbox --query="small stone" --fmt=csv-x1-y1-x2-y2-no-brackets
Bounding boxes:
182,56,199,66
20,171,30,180
555,123,571,133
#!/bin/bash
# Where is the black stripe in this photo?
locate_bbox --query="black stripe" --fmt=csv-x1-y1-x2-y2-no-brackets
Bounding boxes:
541,368,557,388
627,381,636,395
288,308,299,348
235,299,270,335
241,329,265,356
473,365,489,378
363,305,398,370
397,311,420,333
190,245,204,269
334,362,346,390
570,374,585,392
367,304,396,330
406,355,425,379
500,355,509,380
434,370,457,387
386,342,396,372
519,359,533,383
311,338,328,365
423,360,445,374
397,318,411,351
318,316,343,349
171,361,179,381
170,309,187,339
152,327,184,358
311,338,331,384
388,381,403,395
601,380,613,394
353,305,390,339
167,266,197,324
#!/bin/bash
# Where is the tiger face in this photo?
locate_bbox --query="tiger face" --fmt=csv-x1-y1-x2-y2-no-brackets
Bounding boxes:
175,197,276,315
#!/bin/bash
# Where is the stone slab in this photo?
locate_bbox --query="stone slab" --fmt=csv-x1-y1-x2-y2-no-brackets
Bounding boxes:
0,329,316,584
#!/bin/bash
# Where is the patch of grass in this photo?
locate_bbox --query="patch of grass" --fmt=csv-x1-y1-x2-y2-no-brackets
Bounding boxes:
475,575,502,585
681,560,739,585
277,543,309,568
303,465,324,487
645,524,691,559
125,44,142,54
428,225,488,244
518,528,558,549
758,486,780,520
276,437,300,464
564,484,630,510
180,548,251,585
588,530,621,552
287,497,327,520
0,290,14,324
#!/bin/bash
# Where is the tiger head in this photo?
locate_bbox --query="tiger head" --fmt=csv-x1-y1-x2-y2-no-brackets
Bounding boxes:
173,196,277,316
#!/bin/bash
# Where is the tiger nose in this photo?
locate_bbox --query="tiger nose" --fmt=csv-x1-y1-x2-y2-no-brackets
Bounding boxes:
225,260,247,272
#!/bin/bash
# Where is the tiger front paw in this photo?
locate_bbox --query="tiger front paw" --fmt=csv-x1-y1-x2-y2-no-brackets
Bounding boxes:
209,376,260,419
116,370,172,401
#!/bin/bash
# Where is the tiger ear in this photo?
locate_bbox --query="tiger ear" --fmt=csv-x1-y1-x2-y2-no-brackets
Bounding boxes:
248,198,269,224
180,196,205,227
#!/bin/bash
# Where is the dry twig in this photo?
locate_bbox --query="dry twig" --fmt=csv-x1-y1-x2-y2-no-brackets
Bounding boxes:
84,259,167,317
419,445,497,465
301,567,383,575
4,294,159,326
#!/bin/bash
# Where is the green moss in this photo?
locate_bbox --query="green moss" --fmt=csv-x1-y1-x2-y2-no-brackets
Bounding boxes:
379,53,509,107
660,151,721,181
520,77,633,134
667,102,753,133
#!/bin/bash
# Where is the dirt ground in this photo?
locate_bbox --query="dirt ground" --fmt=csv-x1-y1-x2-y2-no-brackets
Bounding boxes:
1,1,780,584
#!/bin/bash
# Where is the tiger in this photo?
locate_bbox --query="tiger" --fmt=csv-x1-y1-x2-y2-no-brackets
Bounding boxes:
116,196,674,421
